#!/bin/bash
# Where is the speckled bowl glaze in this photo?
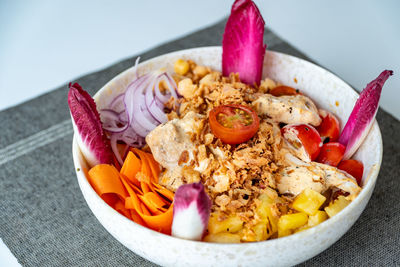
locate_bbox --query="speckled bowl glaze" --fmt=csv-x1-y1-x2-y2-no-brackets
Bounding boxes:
72,47,382,267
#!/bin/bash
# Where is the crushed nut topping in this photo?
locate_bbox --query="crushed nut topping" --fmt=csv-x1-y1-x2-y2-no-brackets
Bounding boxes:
158,62,288,228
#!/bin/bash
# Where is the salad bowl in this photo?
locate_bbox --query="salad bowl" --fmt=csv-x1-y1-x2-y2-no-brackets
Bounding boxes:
72,46,382,266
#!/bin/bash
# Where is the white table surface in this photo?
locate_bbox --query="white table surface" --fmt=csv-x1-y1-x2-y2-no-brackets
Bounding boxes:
0,0,399,265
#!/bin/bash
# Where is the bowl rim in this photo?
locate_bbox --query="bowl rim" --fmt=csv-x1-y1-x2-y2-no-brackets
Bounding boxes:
73,46,383,248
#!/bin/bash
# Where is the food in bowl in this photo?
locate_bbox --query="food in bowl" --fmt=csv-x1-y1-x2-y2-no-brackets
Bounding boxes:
71,47,388,267
68,0,392,247
68,56,392,242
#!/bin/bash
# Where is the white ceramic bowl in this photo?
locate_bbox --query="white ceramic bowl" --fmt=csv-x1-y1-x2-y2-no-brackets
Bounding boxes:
72,47,382,266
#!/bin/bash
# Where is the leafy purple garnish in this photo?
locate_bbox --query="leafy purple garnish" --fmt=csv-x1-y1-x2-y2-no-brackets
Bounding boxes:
222,0,266,85
339,70,393,159
68,83,113,166
172,182,211,241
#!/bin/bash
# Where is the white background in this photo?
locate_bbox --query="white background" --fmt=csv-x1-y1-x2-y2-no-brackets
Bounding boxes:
0,0,399,265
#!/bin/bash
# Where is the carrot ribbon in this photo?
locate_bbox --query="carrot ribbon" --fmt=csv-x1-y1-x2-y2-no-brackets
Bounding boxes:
88,149,174,234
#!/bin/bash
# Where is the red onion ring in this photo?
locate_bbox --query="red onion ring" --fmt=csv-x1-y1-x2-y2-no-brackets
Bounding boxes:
145,75,168,123
154,74,171,103
100,65,180,164
109,93,125,111
131,78,158,132
101,109,128,133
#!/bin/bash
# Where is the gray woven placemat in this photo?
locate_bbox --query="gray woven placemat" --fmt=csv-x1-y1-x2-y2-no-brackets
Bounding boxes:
0,19,399,267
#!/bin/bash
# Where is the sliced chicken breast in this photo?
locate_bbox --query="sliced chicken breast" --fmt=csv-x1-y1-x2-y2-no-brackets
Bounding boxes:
277,158,361,200
252,94,321,126
146,111,204,169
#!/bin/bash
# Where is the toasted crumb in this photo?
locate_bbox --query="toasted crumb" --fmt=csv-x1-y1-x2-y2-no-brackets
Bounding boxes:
163,61,295,240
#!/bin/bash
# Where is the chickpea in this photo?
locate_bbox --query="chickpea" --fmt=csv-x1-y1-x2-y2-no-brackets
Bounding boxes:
199,74,214,85
193,65,209,78
177,78,196,99
174,59,190,75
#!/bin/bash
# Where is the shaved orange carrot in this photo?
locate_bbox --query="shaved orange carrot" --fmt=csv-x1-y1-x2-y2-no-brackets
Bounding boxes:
88,148,175,235
151,181,165,189
140,202,151,216
100,194,120,207
120,174,136,196
138,194,163,215
141,181,151,194
88,164,127,201
144,192,168,208
140,205,174,235
152,182,175,201
125,197,136,209
120,173,141,195
120,173,142,196
132,148,153,181
114,200,131,219
120,175,142,211
120,151,141,187
130,210,146,227
138,192,168,215
145,153,161,183
130,182,143,195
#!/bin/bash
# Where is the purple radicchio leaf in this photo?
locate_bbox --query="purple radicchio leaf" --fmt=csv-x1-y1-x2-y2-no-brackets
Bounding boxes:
172,182,211,241
68,82,113,167
339,70,393,159
222,0,266,85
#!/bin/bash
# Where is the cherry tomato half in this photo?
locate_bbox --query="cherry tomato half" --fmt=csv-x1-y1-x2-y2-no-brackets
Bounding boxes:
209,104,260,144
281,124,322,161
316,110,340,142
338,159,364,185
316,142,346,167
269,86,301,97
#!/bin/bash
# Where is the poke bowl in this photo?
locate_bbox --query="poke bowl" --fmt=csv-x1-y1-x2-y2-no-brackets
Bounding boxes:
72,46,383,266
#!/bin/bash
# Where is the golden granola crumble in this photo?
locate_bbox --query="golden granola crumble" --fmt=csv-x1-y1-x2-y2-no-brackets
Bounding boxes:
164,61,290,237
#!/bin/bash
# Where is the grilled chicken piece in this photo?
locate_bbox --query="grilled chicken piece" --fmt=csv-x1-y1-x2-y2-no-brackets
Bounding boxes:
252,94,321,126
277,164,326,197
146,111,204,170
146,112,205,191
147,111,234,192
318,162,361,200
277,159,361,200
281,138,313,163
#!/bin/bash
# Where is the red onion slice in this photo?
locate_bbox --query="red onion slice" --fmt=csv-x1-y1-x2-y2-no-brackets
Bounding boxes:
154,74,171,103
145,77,168,123
124,74,151,125
140,93,160,125
109,133,123,165
118,111,128,124
131,116,150,137
162,73,179,103
101,108,120,121
109,93,125,112
100,66,180,162
155,99,164,109
131,80,159,132
101,109,129,133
